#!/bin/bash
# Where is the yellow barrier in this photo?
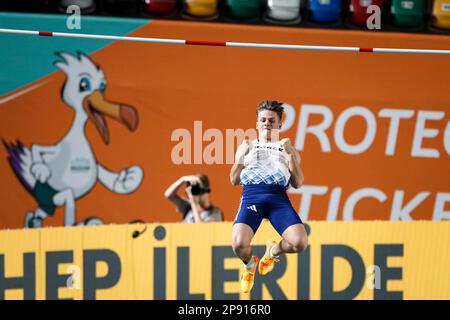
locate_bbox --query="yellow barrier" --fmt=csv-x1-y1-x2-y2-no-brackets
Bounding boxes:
0,221,449,300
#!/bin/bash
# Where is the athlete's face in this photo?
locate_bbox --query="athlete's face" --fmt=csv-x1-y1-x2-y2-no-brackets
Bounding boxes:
256,110,282,141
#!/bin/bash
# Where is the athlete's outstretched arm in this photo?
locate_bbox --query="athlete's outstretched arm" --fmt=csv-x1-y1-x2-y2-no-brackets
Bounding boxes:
282,138,304,189
230,139,250,185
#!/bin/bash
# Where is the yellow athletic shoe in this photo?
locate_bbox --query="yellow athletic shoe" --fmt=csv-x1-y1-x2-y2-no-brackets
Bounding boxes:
258,241,280,276
240,255,259,293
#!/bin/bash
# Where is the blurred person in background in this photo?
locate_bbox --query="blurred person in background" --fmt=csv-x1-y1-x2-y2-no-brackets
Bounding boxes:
164,174,223,223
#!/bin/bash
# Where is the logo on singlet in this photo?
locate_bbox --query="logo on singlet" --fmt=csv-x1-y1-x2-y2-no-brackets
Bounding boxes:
254,144,283,152
247,205,257,212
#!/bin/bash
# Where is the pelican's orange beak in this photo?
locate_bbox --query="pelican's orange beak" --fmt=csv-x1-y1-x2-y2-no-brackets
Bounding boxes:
83,90,138,144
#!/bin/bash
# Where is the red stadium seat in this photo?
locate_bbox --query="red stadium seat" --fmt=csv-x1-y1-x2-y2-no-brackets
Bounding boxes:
144,0,177,15
349,0,384,26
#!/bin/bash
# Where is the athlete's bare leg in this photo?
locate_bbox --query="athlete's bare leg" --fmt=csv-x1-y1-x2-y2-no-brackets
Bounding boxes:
271,223,308,256
232,223,255,263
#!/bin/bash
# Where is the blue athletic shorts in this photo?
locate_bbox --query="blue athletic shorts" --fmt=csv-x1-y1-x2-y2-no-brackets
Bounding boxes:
233,184,303,235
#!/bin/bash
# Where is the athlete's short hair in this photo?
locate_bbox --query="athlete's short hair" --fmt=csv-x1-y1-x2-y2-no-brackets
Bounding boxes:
256,100,284,120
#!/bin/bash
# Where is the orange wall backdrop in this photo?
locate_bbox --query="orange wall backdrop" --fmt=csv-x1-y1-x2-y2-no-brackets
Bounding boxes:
1,20,450,228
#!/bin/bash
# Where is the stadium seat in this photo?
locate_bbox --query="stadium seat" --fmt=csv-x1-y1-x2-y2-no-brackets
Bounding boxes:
144,0,177,14
349,0,384,26
431,0,450,29
265,0,302,22
390,0,425,28
308,0,342,23
227,0,261,19
58,0,96,14
182,0,220,19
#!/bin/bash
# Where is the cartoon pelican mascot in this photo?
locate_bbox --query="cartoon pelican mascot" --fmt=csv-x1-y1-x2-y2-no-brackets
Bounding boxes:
3,52,144,228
